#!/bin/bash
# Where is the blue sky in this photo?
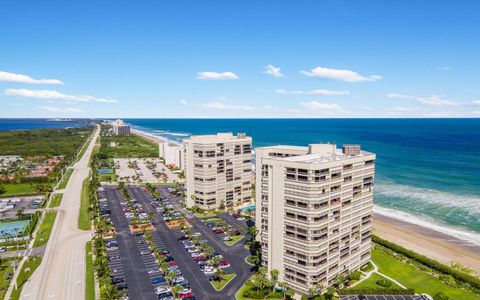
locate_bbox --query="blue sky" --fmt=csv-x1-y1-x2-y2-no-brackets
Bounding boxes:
1,0,479,118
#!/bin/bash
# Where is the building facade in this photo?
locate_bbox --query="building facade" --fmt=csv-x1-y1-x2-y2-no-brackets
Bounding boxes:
112,119,131,136
184,132,253,210
255,144,375,295
159,142,185,170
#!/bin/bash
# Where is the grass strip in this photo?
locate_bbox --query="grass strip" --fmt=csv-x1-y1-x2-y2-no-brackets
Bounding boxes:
211,273,236,291
57,168,73,190
225,235,244,246
49,193,63,208
33,211,57,247
10,256,42,300
85,241,95,300
371,249,480,300
78,177,91,230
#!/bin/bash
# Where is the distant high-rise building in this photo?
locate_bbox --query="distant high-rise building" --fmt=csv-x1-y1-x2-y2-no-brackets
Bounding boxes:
112,119,130,136
159,142,185,170
255,143,375,295
184,132,253,210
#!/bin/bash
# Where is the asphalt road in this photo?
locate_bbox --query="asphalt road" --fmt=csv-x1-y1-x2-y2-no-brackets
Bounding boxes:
131,185,255,300
104,186,157,300
21,126,99,300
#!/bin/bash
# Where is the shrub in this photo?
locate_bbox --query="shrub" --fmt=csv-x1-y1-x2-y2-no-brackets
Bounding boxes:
373,235,480,290
376,279,392,288
349,271,362,281
434,292,449,300
338,288,415,295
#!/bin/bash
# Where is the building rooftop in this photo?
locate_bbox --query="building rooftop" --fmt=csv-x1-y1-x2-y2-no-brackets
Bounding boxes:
282,149,373,164
184,132,251,144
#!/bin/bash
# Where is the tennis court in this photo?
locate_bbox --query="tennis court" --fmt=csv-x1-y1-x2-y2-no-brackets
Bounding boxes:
0,219,30,237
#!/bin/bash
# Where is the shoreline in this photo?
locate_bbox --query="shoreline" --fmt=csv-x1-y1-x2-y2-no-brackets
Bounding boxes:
373,213,480,272
130,125,480,272
131,128,182,146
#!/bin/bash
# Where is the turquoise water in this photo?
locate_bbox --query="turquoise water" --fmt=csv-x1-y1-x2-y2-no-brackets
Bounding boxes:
241,205,256,212
99,169,114,174
124,118,480,244
0,220,30,237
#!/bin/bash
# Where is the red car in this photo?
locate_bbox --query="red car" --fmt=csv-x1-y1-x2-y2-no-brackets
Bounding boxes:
193,256,206,261
181,293,193,298
168,261,177,267
213,229,224,234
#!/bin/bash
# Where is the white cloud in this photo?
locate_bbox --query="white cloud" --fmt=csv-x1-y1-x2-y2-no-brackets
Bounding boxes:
472,100,480,106
387,93,458,106
392,106,413,112
11,103,25,107
300,66,381,82
263,65,284,78
300,101,347,113
179,99,188,105
199,101,256,111
0,70,63,85
4,88,117,103
196,71,239,80
40,106,82,113
275,88,350,96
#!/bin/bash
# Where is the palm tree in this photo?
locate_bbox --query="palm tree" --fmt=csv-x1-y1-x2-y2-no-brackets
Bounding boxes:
335,274,346,289
278,281,288,299
270,269,279,290
247,226,258,242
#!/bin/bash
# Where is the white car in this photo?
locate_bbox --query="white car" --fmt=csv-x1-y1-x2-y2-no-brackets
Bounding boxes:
222,236,233,241
192,232,202,237
125,213,134,218
203,269,215,275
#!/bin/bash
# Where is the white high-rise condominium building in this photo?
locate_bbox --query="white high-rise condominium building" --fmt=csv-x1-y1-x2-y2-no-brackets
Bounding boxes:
112,119,131,136
159,142,185,170
184,132,253,210
255,143,375,295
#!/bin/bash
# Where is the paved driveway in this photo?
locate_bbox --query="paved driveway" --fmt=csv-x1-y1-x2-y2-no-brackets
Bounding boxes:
130,186,255,300
104,186,158,300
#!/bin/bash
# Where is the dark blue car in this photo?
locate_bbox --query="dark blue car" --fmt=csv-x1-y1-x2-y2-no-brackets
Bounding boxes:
151,277,166,284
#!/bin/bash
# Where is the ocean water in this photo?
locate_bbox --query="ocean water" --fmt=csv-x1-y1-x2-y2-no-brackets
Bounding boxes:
125,118,480,244
0,119,86,130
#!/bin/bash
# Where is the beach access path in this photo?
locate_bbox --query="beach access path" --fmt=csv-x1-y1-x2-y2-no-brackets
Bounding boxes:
373,214,480,272
20,126,99,300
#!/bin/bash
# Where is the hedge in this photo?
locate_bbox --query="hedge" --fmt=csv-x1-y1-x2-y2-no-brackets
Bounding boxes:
373,235,480,290
339,288,415,295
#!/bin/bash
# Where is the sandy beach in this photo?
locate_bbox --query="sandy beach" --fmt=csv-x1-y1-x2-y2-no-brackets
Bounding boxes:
373,213,480,272
131,127,480,272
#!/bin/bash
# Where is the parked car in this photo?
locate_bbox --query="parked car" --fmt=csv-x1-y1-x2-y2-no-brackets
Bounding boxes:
151,277,167,284
222,236,233,241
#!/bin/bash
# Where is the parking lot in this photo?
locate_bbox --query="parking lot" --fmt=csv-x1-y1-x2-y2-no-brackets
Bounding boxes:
102,186,158,299
340,295,427,300
129,185,255,300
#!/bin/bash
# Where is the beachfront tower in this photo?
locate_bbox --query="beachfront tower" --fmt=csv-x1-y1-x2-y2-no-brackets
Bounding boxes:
112,119,131,136
184,132,253,210
255,143,375,295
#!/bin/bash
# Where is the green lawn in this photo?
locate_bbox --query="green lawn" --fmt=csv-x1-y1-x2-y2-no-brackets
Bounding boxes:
100,133,158,158
0,258,16,299
225,234,244,246
211,273,236,291
372,249,480,300
235,279,284,300
49,193,63,208
194,211,219,218
85,241,95,300
33,211,57,247
57,168,73,189
78,177,91,230
355,272,401,289
10,256,42,300
1,182,38,197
